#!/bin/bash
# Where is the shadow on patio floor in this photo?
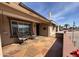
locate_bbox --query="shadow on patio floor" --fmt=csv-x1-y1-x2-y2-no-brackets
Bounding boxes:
45,33,63,57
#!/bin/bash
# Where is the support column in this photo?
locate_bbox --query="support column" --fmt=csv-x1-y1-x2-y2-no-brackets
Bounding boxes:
48,25,53,37
32,23,36,36
48,25,56,37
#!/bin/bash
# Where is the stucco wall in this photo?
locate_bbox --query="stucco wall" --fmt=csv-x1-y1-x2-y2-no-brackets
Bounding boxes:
0,15,16,46
39,24,48,36
52,26,56,37
39,24,56,37
48,25,56,37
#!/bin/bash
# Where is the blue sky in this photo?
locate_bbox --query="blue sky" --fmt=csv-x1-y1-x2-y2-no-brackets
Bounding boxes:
23,2,79,26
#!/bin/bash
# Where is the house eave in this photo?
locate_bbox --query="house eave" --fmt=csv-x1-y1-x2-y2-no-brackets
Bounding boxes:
0,2,49,23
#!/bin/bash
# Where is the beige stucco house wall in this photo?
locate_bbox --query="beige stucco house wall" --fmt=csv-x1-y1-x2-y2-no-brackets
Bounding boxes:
48,24,57,37
0,15,16,46
39,24,48,36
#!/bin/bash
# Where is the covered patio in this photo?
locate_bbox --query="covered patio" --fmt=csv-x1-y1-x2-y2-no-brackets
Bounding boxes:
0,2,57,57
3,36,56,57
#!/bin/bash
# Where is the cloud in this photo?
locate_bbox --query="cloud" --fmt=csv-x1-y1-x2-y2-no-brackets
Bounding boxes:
56,17,65,20
52,16,65,21
53,3,79,18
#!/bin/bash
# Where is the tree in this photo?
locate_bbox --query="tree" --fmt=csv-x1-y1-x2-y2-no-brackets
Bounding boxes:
64,24,70,29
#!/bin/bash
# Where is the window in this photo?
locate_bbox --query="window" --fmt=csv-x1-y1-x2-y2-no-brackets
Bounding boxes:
11,21,18,37
10,20,31,38
18,23,31,38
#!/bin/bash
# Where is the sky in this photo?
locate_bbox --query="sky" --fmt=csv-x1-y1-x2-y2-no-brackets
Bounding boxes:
23,2,79,26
